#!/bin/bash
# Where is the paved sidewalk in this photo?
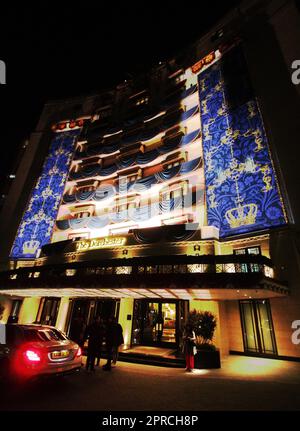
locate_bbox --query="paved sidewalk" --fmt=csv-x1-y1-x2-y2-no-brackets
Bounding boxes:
1,356,300,411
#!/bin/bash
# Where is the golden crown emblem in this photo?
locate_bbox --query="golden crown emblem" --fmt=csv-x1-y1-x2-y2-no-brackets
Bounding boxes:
225,203,257,229
22,240,40,255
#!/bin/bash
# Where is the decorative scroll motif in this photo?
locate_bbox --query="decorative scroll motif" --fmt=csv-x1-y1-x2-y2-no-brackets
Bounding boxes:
198,57,287,237
10,130,80,258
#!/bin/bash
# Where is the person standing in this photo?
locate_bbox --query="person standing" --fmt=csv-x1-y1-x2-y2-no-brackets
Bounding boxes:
112,317,124,365
102,316,114,371
96,318,105,367
84,316,102,372
69,315,86,347
183,324,196,372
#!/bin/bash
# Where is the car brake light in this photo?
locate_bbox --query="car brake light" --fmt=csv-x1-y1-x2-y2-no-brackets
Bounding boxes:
76,347,82,357
25,349,41,362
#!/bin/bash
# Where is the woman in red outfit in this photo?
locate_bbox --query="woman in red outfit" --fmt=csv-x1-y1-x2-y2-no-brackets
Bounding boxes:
183,324,196,372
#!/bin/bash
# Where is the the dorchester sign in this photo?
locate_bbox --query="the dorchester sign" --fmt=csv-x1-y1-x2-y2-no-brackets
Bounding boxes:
75,236,126,252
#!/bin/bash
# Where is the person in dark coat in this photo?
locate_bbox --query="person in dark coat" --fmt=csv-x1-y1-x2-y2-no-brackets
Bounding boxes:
69,315,86,347
102,316,114,371
95,318,105,367
112,318,124,365
84,316,102,372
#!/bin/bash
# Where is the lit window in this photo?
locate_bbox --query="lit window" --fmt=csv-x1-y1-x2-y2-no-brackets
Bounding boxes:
234,246,261,273
146,266,158,274
115,266,132,275
264,266,274,278
159,265,173,273
173,264,187,273
187,264,203,273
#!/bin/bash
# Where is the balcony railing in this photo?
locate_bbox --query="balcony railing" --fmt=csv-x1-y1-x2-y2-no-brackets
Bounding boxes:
3,254,276,282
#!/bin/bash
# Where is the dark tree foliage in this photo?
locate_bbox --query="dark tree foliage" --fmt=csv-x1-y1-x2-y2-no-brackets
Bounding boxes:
186,310,217,348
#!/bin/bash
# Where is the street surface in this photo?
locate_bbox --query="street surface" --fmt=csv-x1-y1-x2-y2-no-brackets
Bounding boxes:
1,356,300,411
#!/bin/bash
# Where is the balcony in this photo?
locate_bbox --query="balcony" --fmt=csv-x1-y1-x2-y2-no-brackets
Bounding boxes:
0,254,288,300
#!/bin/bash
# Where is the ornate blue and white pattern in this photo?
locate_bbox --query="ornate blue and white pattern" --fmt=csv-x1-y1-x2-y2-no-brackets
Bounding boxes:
198,58,287,237
10,130,80,258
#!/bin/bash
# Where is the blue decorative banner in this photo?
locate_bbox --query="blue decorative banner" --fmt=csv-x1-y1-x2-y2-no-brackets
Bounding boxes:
198,58,287,237
10,130,80,258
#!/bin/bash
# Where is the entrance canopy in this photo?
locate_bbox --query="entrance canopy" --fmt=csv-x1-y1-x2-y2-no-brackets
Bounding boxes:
0,283,288,300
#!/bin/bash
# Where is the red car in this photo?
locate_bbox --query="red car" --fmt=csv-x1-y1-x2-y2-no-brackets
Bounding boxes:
0,324,82,382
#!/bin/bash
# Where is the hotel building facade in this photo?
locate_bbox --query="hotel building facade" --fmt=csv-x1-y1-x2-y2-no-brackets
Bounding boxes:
0,0,300,362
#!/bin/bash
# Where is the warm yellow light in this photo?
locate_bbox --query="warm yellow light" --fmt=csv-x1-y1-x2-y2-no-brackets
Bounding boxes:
118,298,134,347
18,297,41,324
76,236,126,252
225,356,286,378
187,369,210,376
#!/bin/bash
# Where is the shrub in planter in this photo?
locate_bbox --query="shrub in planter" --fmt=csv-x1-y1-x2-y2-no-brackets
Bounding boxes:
185,310,221,369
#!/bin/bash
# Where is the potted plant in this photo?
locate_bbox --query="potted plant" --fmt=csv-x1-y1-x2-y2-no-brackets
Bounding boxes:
185,310,221,369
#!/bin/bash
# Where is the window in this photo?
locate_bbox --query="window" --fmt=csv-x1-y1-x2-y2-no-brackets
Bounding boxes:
7,299,22,323
166,160,181,169
75,211,90,219
234,246,261,273
145,266,158,274
173,264,187,273
115,266,132,275
159,265,173,274
240,299,277,356
36,298,61,326
68,232,90,240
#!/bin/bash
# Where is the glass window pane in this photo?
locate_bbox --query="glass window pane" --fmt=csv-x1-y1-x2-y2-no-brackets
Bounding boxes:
247,247,260,255
234,248,246,255
250,263,261,272
161,303,176,343
256,300,277,355
240,301,259,352
143,302,159,343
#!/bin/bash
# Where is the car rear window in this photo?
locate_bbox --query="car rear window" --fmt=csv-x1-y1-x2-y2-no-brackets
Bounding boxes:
42,329,67,341
23,328,67,342
23,329,47,342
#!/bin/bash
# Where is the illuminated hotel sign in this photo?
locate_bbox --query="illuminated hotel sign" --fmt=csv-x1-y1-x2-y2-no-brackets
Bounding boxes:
75,236,126,252
191,52,215,74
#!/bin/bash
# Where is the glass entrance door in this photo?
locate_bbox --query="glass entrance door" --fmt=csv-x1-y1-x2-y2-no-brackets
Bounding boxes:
67,299,119,338
240,299,277,355
139,301,178,347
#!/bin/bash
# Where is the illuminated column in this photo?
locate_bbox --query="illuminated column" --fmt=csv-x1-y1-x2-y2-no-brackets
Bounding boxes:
0,296,13,323
118,298,134,349
56,297,70,332
18,297,41,324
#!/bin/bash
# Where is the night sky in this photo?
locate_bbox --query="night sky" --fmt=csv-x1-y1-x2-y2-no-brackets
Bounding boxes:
0,1,241,186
